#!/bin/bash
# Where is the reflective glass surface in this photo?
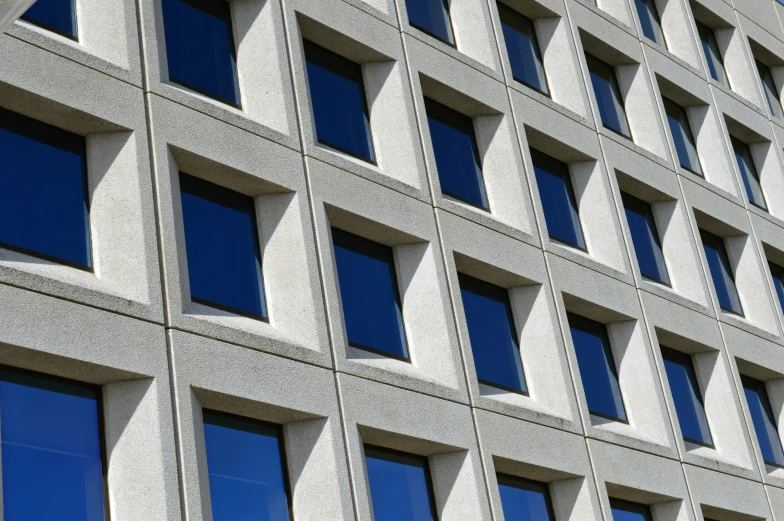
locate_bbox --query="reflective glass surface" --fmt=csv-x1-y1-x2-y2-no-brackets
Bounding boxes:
365,446,437,521
696,22,727,86
22,0,76,38
634,0,664,44
757,60,783,119
498,4,549,95
663,98,701,175
405,0,454,45
661,347,713,446
0,107,91,269
731,137,766,210
621,192,670,285
497,474,554,521
531,149,585,250
610,499,652,521
769,261,784,312
586,54,631,137
700,229,743,316
741,376,784,468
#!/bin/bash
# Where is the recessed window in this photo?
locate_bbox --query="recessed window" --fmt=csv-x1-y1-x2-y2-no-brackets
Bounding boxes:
331,228,408,360
586,54,631,138
497,474,555,521
161,0,240,107
531,149,586,250
741,375,784,468
768,261,784,311
364,445,438,521
756,60,782,119
730,137,766,211
458,273,527,394
0,107,91,270
425,98,489,209
634,0,664,45
660,347,713,447
610,499,653,521
0,367,107,521
621,192,670,285
179,174,267,320
202,411,291,521
567,313,627,422
699,229,743,316
662,98,701,175
304,41,376,163
498,3,549,96
405,0,454,46
21,0,77,38
696,22,728,87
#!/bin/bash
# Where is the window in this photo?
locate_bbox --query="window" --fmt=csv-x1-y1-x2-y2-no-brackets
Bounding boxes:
730,137,766,210
161,0,240,107
634,0,664,45
202,411,291,521
663,98,701,175
0,367,106,521
0,107,91,270
331,228,408,360
21,0,76,38
696,22,728,86
567,313,627,422
768,261,784,311
304,41,376,163
610,499,653,521
425,98,489,209
405,0,454,46
741,376,784,468
586,54,631,138
498,3,549,95
756,60,782,119
661,347,713,446
179,174,267,320
621,192,670,285
531,149,586,250
458,273,527,394
364,445,437,521
497,474,555,521
699,229,743,316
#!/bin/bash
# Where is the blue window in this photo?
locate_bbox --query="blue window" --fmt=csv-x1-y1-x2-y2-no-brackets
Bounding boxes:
568,313,627,422
0,367,106,521
458,273,527,394
0,107,91,270
161,0,240,107
332,229,408,360
180,174,267,320
425,98,489,209
634,0,664,45
700,229,743,316
741,376,784,468
202,411,291,521
663,98,701,175
586,54,631,138
731,137,766,210
621,192,670,285
497,474,555,521
498,4,549,96
696,22,728,86
531,149,586,250
304,41,376,163
22,0,76,38
365,445,437,521
769,261,784,312
757,60,782,119
405,0,454,46
661,347,713,447
610,499,652,521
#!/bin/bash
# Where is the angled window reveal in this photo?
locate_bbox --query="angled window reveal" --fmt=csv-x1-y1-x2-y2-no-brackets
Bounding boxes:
634,0,664,45
610,499,653,521
621,192,670,285
741,376,784,468
696,22,728,86
730,137,766,211
405,0,454,46
586,54,631,138
757,60,783,119
497,474,555,521
365,445,438,521
531,149,586,250
663,98,701,175
21,0,77,38
661,347,713,446
769,261,784,312
498,3,549,95
699,229,743,316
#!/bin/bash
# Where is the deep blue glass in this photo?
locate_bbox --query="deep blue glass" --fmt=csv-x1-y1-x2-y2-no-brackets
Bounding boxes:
0,368,106,521
180,174,267,320
661,347,713,446
568,313,627,422
498,4,549,95
757,60,782,119
634,0,664,44
700,229,743,316
769,262,784,312
663,98,701,175
332,229,408,360
531,149,585,250
696,22,727,86
611,499,652,521
161,0,240,106
741,376,784,468
425,98,489,209
22,0,76,37
731,137,766,210
304,41,375,163
203,411,291,521
405,0,454,45
365,446,437,521
621,192,670,285
0,107,91,269
459,273,527,393
497,474,554,521
586,54,631,138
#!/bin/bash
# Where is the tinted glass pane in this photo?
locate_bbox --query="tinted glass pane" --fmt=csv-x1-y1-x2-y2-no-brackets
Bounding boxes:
0,107,91,269
700,229,743,315
498,4,549,95
405,0,454,45
757,60,783,119
531,149,586,249
741,376,784,467
634,0,664,44
459,273,527,393
663,98,701,175
621,192,670,285
769,261,784,312
180,174,267,319
661,347,713,446
203,411,290,521
0,368,105,521
365,446,437,521
332,229,408,359
426,98,489,209
731,137,766,210
497,474,554,521
22,0,76,37
696,22,727,86
161,0,240,106
610,499,652,521
586,54,631,137
304,41,375,163
568,313,627,422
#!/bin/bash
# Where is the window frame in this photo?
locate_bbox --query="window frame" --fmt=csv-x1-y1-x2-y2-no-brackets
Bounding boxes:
585,53,632,139
634,0,665,46
620,191,671,286
768,261,784,312
660,346,714,448
497,2,550,97
756,59,783,120
729,136,767,211
496,473,556,521
609,498,653,521
740,375,784,469
695,21,728,87
662,97,702,177
405,0,456,48
699,229,744,317
20,0,79,40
